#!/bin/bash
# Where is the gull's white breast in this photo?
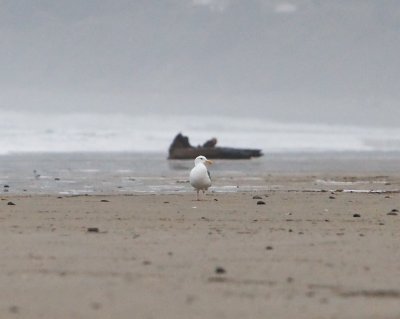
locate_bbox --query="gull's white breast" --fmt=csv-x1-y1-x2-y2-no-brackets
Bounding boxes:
190,163,211,190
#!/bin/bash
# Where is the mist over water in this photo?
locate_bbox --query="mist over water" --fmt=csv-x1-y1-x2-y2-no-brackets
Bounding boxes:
1,1,399,160
1,0,400,127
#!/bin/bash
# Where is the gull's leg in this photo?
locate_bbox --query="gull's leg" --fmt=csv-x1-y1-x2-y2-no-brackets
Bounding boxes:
196,189,200,201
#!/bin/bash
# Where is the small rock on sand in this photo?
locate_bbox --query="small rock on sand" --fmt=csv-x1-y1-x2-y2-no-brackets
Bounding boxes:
215,266,226,274
387,209,398,216
9,306,19,314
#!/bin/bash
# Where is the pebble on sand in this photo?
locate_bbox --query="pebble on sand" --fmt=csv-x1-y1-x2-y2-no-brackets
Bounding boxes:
387,209,398,216
9,306,19,314
215,267,226,274
257,201,266,205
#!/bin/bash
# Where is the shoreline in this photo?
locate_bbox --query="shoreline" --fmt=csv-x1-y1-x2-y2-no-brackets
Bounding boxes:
1,181,400,318
2,151,400,196
2,171,400,196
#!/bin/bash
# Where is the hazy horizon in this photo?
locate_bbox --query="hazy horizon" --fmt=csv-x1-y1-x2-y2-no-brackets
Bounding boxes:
1,0,400,127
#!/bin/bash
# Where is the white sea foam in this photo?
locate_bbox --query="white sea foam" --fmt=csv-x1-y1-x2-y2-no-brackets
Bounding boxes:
1,111,400,154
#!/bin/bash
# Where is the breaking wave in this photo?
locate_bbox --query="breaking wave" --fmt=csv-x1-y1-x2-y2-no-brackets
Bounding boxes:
1,111,400,154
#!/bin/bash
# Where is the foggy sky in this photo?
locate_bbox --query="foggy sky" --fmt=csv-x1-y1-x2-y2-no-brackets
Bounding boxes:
1,0,400,126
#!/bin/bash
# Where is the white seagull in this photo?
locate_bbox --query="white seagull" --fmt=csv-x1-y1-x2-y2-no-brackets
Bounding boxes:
190,155,213,201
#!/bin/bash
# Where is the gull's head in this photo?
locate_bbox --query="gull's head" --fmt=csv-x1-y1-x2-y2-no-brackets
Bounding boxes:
194,155,213,166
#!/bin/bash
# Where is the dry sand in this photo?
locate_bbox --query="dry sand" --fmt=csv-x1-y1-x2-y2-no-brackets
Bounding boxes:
1,176,400,319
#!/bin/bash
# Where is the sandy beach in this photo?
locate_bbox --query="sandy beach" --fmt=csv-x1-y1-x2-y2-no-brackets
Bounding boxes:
1,175,400,319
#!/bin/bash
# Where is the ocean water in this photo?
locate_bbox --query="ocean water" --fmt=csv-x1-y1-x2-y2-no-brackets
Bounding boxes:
1,111,400,195
2,111,400,154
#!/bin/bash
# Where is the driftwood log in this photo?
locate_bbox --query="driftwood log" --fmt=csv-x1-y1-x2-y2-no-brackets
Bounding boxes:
168,133,263,159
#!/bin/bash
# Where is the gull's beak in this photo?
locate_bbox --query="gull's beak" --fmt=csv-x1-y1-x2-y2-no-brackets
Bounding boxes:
206,160,213,165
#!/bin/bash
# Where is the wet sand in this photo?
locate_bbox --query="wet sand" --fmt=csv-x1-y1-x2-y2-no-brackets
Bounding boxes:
1,177,400,318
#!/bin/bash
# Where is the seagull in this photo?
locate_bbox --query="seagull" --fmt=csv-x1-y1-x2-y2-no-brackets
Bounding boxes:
190,155,213,201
